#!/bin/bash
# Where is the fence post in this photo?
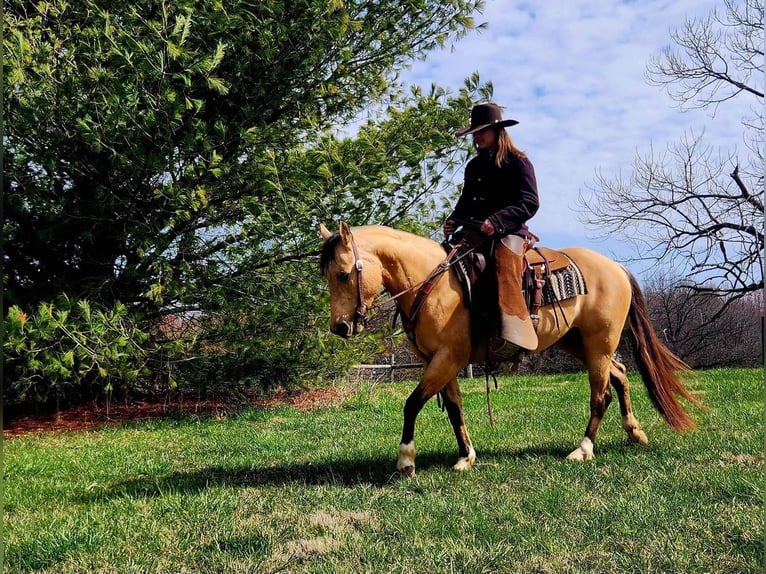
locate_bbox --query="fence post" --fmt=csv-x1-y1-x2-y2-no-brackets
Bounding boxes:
390,354,395,383
466,363,473,378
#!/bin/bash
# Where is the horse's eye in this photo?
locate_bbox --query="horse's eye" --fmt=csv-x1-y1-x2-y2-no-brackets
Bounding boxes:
338,272,351,283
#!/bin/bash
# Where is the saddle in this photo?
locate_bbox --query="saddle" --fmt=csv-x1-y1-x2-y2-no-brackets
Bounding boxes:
443,238,587,338
525,246,572,274
522,246,575,320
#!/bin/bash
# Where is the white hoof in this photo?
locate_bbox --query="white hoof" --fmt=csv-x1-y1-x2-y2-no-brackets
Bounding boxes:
452,448,476,472
397,442,416,477
566,437,595,461
566,447,595,461
631,430,649,445
623,416,649,445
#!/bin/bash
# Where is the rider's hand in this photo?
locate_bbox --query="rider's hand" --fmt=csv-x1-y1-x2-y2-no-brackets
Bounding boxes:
443,219,456,238
480,219,496,236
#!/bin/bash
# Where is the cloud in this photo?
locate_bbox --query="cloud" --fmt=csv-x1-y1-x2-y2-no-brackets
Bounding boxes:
401,0,748,264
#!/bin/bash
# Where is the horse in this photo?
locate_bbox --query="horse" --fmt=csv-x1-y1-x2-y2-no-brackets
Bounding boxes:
319,222,701,476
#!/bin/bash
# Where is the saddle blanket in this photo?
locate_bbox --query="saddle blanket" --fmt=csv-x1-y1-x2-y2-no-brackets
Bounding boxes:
540,256,587,306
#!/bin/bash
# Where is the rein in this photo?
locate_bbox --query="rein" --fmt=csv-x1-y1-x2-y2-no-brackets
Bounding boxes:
395,247,458,341
349,238,478,335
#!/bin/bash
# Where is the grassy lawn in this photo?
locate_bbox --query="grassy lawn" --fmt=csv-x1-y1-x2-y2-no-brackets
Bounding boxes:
4,368,763,573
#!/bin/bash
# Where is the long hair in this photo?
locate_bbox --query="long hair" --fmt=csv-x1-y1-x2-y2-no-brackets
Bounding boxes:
494,128,526,166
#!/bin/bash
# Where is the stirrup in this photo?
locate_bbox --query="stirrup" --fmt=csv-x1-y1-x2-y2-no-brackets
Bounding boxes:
489,337,525,362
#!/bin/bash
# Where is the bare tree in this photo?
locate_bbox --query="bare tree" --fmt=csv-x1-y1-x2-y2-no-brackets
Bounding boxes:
644,272,763,368
579,0,764,299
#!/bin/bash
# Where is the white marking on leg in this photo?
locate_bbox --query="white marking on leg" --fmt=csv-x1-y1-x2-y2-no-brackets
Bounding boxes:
566,437,595,461
452,447,477,472
397,441,416,476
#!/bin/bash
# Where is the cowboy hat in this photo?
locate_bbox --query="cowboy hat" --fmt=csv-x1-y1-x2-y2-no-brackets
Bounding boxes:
455,102,519,136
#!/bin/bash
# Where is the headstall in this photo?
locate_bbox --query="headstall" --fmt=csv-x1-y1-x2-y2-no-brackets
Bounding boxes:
350,238,368,329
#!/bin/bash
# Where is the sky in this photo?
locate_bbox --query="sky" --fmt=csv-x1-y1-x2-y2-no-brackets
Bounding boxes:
400,0,750,278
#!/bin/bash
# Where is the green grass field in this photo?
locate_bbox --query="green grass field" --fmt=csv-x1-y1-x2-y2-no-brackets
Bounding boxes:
4,368,763,573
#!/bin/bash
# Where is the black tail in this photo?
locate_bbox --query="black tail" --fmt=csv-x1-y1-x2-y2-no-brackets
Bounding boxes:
625,271,703,431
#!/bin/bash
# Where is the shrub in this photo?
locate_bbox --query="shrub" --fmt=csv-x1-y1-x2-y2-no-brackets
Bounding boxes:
3,297,151,406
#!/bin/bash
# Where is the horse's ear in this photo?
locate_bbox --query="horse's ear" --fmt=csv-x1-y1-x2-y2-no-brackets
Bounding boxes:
319,223,333,240
339,221,352,245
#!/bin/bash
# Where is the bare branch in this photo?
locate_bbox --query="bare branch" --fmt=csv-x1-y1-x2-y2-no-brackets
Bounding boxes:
646,1,764,112
731,163,765,211
580,4,763,298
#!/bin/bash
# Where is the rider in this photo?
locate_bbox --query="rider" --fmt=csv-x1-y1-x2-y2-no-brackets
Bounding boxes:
443,102,540,354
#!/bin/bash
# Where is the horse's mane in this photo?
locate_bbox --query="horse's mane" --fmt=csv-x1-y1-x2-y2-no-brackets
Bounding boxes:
319,225,442,275
319,232,342,274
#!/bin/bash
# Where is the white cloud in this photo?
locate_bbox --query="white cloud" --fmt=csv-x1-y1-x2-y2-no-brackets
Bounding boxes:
401,0,750,267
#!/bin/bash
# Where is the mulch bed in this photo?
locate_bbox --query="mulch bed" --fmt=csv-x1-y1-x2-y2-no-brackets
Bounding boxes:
3,387,351,438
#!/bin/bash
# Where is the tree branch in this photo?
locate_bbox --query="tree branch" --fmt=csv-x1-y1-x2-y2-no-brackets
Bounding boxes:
731,164,764,212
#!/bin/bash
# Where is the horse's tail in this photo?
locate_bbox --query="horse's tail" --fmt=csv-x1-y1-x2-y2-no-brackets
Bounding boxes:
625,271,703,431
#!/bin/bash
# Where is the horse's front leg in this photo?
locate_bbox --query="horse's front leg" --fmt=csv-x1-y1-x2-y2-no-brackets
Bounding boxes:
397,353,462,477
397,383,429,477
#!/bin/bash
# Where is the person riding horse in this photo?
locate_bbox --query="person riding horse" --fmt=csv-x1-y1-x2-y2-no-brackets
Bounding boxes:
443,102,539,356
319,223,700,473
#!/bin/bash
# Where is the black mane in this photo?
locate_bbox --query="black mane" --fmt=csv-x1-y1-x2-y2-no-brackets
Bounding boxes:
319,232,341,274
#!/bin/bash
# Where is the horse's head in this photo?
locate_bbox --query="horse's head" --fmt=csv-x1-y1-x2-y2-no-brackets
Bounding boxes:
319,222,383,338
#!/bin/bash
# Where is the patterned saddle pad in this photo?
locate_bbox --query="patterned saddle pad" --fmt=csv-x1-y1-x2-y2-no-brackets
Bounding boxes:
535,252,588,306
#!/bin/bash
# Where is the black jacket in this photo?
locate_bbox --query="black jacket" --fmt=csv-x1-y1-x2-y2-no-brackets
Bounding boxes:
449,149,539,237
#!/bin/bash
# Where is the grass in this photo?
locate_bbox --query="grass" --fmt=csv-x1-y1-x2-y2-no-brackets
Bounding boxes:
4,368,763,573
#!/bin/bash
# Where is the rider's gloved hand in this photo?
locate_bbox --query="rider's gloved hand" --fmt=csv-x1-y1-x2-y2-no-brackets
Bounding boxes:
480,219,496,236
443,219,457,238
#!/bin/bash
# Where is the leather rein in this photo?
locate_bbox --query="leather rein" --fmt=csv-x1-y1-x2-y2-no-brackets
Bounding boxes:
348,238,473,339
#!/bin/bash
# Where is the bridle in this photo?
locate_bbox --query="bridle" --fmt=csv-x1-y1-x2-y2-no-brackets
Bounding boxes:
349,238,368,330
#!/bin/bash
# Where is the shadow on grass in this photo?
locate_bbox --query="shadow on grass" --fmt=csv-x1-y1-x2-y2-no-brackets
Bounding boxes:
485,442,667,465
481,443,576,460
86,443,595,502
91,454,406,500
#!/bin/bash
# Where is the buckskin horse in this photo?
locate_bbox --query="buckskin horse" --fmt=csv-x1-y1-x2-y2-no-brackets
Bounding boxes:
319,222,701,476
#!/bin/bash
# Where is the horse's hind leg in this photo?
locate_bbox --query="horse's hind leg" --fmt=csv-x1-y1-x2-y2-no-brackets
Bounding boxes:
609,359,648,445
567,355,613,461
440,376,476,472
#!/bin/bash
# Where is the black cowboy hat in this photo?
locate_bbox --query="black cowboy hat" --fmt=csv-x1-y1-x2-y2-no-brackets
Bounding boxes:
455,102,519,136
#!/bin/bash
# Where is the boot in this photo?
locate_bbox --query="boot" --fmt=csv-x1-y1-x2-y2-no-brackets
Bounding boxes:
493,234,538,351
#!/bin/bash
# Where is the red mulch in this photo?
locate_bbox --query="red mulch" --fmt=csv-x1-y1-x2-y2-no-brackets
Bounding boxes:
3,387,351,438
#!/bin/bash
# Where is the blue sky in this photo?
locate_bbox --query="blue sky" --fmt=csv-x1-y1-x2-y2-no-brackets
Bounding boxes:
400,0,749,278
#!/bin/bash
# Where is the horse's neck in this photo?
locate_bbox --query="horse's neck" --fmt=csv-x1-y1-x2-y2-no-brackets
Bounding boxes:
358,228,444,295
380,251,438,296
